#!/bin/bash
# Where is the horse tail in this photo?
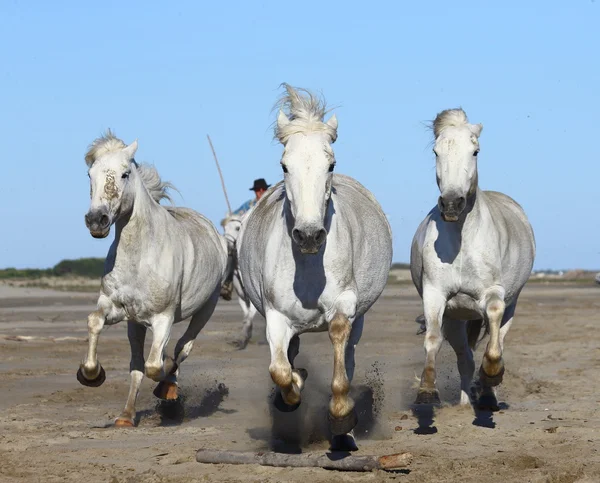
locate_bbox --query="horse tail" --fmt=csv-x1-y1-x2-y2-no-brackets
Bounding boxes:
466,319,488,350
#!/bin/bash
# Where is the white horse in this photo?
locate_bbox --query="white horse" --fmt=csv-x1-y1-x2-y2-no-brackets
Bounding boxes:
238,85,393,451
77,131,228,427
410,109,535,411
221,212,258,349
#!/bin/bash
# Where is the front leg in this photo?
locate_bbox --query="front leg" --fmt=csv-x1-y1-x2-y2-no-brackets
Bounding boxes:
266,310,304,409
77,295,124,386
415,287,446,405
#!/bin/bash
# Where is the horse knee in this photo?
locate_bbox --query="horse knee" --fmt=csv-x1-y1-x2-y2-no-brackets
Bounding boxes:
486,297,505,322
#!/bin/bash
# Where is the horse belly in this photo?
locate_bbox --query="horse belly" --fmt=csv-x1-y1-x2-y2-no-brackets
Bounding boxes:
445,294,483,320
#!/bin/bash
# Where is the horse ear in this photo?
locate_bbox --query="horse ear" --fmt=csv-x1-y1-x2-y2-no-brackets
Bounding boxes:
123,139,138,160
277,110,290,129
471,123,483,137
326,114,338,131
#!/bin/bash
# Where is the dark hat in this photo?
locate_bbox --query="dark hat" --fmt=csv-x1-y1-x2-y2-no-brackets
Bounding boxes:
249,178,270,191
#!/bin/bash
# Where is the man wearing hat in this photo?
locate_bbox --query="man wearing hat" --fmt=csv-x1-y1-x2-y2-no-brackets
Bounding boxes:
220,178,271,300
232,178,271,216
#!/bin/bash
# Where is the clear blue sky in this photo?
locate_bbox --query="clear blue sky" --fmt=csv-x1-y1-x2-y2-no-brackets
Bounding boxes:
0,1,598,270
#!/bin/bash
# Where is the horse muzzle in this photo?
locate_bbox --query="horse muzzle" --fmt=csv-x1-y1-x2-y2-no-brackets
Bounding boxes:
438,195,466,223
85,210,111,238
292,225,327,255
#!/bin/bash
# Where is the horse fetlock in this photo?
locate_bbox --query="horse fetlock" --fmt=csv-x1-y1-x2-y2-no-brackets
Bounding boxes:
269,361,292,388
329,394,355,420
420,366,437,388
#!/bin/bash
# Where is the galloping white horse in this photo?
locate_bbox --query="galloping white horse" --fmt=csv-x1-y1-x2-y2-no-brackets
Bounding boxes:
221,212,258,349
77,131,228,426
411,109,535,410
238,85,393,451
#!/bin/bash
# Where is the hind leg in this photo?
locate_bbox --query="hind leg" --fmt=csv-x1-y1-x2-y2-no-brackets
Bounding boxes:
154,290,220,401
444,319,475,405
116,322,147,427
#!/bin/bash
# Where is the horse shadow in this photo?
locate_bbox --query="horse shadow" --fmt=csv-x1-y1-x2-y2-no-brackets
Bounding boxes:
137,381,234,427
247,383,378,454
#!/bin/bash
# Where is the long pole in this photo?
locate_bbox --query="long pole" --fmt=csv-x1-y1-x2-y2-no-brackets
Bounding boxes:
207,134,232,215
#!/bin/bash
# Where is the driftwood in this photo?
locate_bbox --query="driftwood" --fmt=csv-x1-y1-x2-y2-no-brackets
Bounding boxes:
196,449,412,472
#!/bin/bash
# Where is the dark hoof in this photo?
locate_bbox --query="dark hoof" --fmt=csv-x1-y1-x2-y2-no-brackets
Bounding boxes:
330,433,358,452
414,390,441,406
479,365,505,387
477,393,500,412
77,365,106,387
329,408,358,436
272,390,300,413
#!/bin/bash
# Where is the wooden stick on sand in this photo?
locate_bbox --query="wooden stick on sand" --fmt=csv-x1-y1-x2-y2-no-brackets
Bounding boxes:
196,449,413,472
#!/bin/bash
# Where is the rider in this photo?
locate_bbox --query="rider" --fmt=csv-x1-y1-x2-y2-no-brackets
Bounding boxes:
220,178,271,300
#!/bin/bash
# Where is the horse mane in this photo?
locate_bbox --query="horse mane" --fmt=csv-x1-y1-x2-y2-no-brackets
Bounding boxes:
274,84,337,143
220,213,243,228
84,130,175,204
431,108,469,138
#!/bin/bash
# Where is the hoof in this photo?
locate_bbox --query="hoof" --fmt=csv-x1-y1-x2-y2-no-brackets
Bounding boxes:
414,390,441,406
477,393,500,412
330,433,358,452
153,381,178,400
228,337,249,350
479,365,505,387
328,408,358,436
114,417,135,428
77,365,106,387
272,390,300,413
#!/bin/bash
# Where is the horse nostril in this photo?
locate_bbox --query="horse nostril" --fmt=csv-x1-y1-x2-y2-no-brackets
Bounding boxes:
438,197,446,211
314,229,326,245
292,228,306,244
100,215,110,228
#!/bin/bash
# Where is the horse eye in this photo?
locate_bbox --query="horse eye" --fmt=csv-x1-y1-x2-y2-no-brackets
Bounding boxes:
122,172,130,179
328,164,335,173
474,149,480,156
281,164,288,174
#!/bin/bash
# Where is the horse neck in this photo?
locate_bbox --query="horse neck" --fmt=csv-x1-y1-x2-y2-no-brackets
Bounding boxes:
458,187,485,234
114,172,163,255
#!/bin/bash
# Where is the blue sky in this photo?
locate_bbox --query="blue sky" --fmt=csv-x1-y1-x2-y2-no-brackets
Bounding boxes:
0,1,597,270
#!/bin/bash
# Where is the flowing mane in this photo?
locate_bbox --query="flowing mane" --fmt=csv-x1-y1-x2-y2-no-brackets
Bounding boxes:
84,130,175,203
274,84,337,143
431,108,469,138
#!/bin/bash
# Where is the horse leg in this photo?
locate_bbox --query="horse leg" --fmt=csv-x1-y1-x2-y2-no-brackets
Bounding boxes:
478,298,515,411
77,309,108,386
266,310,302,410
154,291,220,400
144,314,175,383
415,288,446,405
444,319,475,405
330,315,364,452
115,322,147,427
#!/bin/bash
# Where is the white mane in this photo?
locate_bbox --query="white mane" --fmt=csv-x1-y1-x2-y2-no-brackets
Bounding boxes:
85,130,175,203
274,84,337,143
432,108,469,138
